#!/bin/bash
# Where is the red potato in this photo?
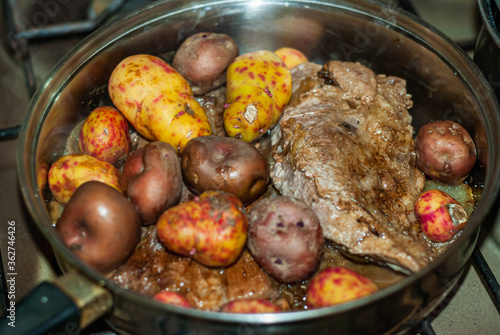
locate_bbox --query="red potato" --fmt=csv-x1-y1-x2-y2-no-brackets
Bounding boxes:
78,106,131,166
121,141,183,225
172,32,239,95
306,267,378,308
48,153,121,204
247,196,323,283
56,181,141,273
156,191,248,267
220,299,282,313
415,189,469,242
181,135,270,205
153,291,192,308
415,120,477,185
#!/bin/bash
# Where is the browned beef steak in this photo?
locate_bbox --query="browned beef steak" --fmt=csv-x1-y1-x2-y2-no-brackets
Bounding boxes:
271,61,430,273
109,226,275,311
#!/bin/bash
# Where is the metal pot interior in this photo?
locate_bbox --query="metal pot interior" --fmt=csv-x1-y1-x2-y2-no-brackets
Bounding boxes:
17,0,500,334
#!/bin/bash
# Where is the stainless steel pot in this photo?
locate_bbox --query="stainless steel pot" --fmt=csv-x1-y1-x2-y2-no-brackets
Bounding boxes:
8,0,500,334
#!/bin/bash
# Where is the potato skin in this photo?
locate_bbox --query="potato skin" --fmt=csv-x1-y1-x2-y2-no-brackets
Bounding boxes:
416,120,476,185
306,267,378,308
56,181,141,273
224,50,292,142
181,135,270,205
157,191,248,267
248,196,323,283
78,106,131,166
48,153,121,204
173,32,239,95
108,54,212,152
121,141,183,225
153,291,192,308
274,47,308,69
220,299,282,313
415,189,469,242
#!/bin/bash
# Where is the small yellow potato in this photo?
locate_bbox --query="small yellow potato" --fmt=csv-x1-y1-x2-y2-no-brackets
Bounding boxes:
48,153,121,204
224,50,292,142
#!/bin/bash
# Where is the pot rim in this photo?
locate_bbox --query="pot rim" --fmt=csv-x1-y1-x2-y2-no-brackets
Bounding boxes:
17,0,500,325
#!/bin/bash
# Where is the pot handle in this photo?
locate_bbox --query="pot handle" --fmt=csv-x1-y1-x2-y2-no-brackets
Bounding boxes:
0,268,113,335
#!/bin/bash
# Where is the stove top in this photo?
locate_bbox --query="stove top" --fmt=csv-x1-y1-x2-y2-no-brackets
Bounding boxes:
0,0,498,334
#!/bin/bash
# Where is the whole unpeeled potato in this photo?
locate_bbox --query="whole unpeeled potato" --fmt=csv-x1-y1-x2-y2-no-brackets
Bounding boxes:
56,181,141,273
48,153,121,204
224,50,292,142
121,141,183,225
78,106,131,165
108,54,212,152
157,191,248,267
248,196,323,283
415,120,476,185
181,135,269,205
172,32,239,95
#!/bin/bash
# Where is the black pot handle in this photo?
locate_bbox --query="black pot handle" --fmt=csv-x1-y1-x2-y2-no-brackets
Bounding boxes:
0,268,113,335
0,281,81,335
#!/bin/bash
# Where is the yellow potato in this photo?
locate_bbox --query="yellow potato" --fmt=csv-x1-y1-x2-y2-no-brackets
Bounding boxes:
224,50,292,142
108,54,212,152
48,153,121,204
223,85,276,141
274,47,308,69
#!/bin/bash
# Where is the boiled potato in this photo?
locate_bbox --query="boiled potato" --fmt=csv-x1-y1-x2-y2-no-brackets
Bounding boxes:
108,54,212,152
78,106,131,166
274,47,308,69
56,181,141,273
157,191,248,267
172,32,239,95
181,135,269,205
247,196,323,283
415,120,476,185
48,153,121,204
224,50,292,142
306,267,378,308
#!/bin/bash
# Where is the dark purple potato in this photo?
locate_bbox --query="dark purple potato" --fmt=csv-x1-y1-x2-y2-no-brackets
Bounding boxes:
56,181,141,273
121,141,183,225
172,32,239,95
248,196,324,283
181,135,269,205
416,120,476,185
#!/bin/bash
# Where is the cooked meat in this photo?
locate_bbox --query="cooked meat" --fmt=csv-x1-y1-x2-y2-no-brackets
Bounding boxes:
225,251,275,301
109,225,274,311
271,61,430,273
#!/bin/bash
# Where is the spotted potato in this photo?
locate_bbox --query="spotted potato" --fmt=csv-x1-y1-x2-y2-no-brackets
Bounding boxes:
108,54,212,152
220,299,282,313
48,153,121,204
78,106,131,165
274,47,308,69
306,267,378,308
224,50,292,142
415,189,469,242
156,191,248,267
